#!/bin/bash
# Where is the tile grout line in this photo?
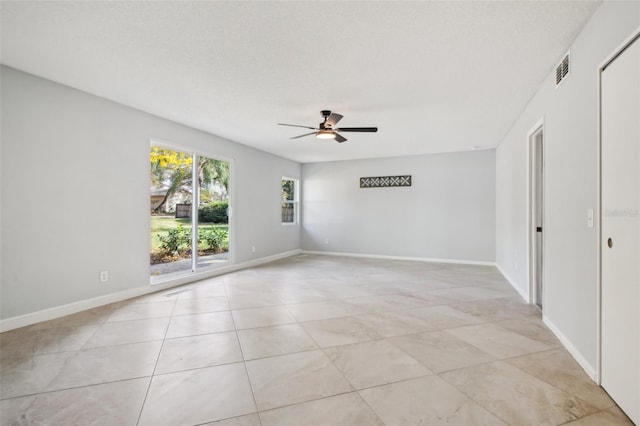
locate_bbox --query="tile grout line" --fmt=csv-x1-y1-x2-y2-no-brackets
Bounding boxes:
224,277,264,426
0,375,155,402
134,293,179,426
434,370,514,426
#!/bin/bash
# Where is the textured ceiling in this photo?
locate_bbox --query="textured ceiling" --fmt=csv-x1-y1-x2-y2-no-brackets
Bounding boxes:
1,1,601,163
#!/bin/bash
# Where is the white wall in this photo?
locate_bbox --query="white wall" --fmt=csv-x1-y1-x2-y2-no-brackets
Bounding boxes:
0,66,301,322
495,0,640,375
302,150,496,263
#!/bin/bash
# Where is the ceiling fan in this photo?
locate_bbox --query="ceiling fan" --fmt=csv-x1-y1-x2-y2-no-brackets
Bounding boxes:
278,110,378,143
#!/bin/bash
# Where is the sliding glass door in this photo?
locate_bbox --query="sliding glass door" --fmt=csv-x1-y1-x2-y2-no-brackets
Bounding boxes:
150,145,231,280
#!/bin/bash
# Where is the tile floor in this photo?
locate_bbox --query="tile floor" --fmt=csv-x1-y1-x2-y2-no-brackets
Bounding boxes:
0,254,634,425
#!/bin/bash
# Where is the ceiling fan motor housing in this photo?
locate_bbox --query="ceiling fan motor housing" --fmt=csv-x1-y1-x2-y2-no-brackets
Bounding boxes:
320,110,332,129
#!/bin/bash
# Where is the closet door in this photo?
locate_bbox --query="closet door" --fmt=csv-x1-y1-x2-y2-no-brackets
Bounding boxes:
601,34,639,424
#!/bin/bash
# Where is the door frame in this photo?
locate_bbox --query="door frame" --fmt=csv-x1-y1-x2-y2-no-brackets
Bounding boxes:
149,138,236,285
527,118,545,306
596,26,640,385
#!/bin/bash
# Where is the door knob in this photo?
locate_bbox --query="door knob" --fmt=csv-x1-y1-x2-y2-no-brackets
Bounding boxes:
607,238,613,248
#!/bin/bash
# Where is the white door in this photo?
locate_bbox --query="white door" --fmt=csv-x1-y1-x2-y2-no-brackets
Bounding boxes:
529,125,544,309
533,131,544,309
601,34,639,424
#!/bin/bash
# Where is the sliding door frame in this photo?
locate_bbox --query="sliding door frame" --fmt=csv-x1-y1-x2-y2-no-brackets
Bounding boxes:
150,138,235,285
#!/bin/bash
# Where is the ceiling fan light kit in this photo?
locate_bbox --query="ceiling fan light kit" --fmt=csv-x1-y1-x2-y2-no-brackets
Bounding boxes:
279,110,377,143
316,129,336,140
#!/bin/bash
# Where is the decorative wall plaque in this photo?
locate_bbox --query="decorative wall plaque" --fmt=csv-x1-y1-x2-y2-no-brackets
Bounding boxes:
360,175,411,188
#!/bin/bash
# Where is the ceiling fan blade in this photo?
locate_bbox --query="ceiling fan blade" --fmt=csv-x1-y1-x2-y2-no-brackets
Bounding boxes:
325,113,343,127
334,133,347,143
334,127,378,132
278,123,317,130
290,132,317,139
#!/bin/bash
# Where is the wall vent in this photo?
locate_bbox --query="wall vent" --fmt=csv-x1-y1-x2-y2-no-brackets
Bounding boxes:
555,52,570,86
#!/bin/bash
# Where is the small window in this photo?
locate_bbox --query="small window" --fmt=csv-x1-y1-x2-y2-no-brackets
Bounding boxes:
281,177,298,224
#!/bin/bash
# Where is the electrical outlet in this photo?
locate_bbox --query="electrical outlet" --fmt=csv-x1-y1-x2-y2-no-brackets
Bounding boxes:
324,238,329,245
252,245,256,253
100,271,108,282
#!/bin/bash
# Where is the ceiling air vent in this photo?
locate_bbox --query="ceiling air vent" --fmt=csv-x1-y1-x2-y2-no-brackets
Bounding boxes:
555,52,570,86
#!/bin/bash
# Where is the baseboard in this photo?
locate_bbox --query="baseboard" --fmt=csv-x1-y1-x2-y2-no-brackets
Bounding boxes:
0,286,155,333
0,249,302,333
495,263,530,302
543,315,598,382
301,250,495,266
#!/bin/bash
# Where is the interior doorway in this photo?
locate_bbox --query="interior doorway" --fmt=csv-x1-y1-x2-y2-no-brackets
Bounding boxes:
528,121,544,309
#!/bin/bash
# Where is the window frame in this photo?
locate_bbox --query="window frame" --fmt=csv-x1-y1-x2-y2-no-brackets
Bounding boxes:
281,176,299,225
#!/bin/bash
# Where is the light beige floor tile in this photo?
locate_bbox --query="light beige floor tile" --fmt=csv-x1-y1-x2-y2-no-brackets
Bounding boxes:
0,351,75,398
400,278,460,292
324,340,431,389
259,392,384,426
286,300,367,322
355,311,430,337
245,350,352,411
450,296,541,322
390,330,496,373
165,311,234,338
343,295,407,312
202,414,261,426
274,288,334,304
386,292,441,306
404,305,484,330
227,292,284,309
563,406,635,425
26,305,117,330
177,283,227,299
0,377,150,426
301,317,381,347
107,301,176,322
83,317,170,348
434,286,517,301
173,296,230,315
355,281,403,296
440,361,599,426
359,375,506,426
232,306,296,330
507,348,615,410
495,318,561,346
224,275,270,290
237,323,317,360
322,284,379,300
446,322,556,358
344,293,442,313
225,285,276,297
46,341,162,391
138,363,256,426
156,332,242,374
0,324,99,358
